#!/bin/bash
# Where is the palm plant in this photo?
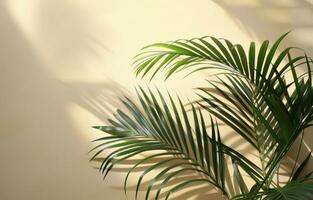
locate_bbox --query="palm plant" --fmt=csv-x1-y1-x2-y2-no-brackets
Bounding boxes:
90,33,313,199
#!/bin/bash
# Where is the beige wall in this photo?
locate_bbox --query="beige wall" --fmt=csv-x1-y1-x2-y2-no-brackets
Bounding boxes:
0,0,312,199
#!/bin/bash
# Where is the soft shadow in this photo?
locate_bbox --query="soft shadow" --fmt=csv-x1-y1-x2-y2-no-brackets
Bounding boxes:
0,2,128,200
213,0,313,56
65,80,130,124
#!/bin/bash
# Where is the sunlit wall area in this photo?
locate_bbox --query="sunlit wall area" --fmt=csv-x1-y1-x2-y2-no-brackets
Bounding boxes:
0,0,312,199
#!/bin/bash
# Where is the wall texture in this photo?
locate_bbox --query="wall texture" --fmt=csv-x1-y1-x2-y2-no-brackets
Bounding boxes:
1,0,312,199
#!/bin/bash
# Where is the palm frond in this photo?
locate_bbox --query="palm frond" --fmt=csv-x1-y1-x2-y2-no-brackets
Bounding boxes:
233,179,313,200
90,88,250,199
134,34,313,175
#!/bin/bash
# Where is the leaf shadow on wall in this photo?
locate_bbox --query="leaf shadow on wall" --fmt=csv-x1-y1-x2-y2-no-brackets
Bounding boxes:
213,0,313,55
0,3,129,200
212,0,313,175
93,157,222,200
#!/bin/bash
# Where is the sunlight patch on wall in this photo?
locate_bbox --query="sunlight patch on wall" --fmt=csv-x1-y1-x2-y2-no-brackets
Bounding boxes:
66,102,106,141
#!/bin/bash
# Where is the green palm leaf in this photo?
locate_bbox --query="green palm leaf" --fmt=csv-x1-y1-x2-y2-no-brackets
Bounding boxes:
233,179,313,200
90,88,249,199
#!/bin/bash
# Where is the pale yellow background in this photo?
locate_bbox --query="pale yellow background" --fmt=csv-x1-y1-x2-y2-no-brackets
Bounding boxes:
1,0,313,200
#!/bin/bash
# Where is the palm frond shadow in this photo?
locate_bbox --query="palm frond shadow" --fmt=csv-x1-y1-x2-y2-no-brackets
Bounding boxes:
212,0,313,57
169,185,215,200
67,80,131,124
110,174,218,200
92,146,231,199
